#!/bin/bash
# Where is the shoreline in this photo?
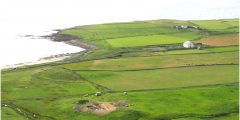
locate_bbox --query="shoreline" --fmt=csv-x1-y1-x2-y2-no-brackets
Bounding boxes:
1,55,70,69
1,30,98,69
42,31,99,52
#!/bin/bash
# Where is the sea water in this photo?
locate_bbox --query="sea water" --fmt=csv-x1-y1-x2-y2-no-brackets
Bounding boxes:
0,22,85,67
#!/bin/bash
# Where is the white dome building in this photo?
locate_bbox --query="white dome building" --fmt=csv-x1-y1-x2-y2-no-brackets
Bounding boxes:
183,41,194,48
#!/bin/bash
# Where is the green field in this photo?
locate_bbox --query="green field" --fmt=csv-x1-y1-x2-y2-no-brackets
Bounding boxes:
106,32,200,47
1,107,26,120
61,51,238,70
1,68,97,100
60,20,197,41
78,65,238,91
191,19,239,31
1,19,239,120
2,84,238,120
207,46,239,52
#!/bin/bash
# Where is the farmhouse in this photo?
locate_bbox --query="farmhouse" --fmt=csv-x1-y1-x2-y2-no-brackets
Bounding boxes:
175,25,200,30
175,25,188,29
183,41,194,48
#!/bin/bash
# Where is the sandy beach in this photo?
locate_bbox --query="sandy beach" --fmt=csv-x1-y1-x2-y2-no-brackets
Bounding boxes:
1,54,70,69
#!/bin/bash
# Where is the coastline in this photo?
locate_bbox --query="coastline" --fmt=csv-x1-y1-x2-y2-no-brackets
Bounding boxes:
1,55,70,69
45,31,99,52
1,30,97,69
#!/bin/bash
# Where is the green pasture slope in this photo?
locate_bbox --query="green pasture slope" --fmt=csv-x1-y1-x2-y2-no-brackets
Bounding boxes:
106,32,201,47
191,19,239,31
1,107,26,120
1,19,239,120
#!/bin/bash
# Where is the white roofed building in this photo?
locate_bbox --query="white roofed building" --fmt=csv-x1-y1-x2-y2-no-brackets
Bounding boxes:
183,41,194,48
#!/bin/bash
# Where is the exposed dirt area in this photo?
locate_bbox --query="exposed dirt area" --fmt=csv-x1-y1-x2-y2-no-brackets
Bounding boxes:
90,102,116,115
74,100,127,115
196,36,239,46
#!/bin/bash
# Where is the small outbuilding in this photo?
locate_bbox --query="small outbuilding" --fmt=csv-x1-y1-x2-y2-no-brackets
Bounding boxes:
175,25,200,30
95,92,102,96
183,41,194,48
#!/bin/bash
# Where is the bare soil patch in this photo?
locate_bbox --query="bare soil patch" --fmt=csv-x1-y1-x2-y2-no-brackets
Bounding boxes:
74,100,127,115
196,36,239,46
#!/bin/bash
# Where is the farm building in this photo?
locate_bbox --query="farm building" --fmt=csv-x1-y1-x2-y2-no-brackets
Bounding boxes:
175,25,200,30
95,92,102,96
183,41,194,48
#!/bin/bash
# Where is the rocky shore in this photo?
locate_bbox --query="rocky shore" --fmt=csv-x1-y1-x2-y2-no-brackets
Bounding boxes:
42,31,99,52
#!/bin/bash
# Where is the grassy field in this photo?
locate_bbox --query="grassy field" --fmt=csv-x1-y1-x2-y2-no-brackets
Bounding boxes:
2,84,238,120
1,19,239,120
60,20,198,42
1,107,26,120
191,19,239,31
78,65,238,91
61,51,238,70
206,46,239,52
1,68,97,100
106,32,200,47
